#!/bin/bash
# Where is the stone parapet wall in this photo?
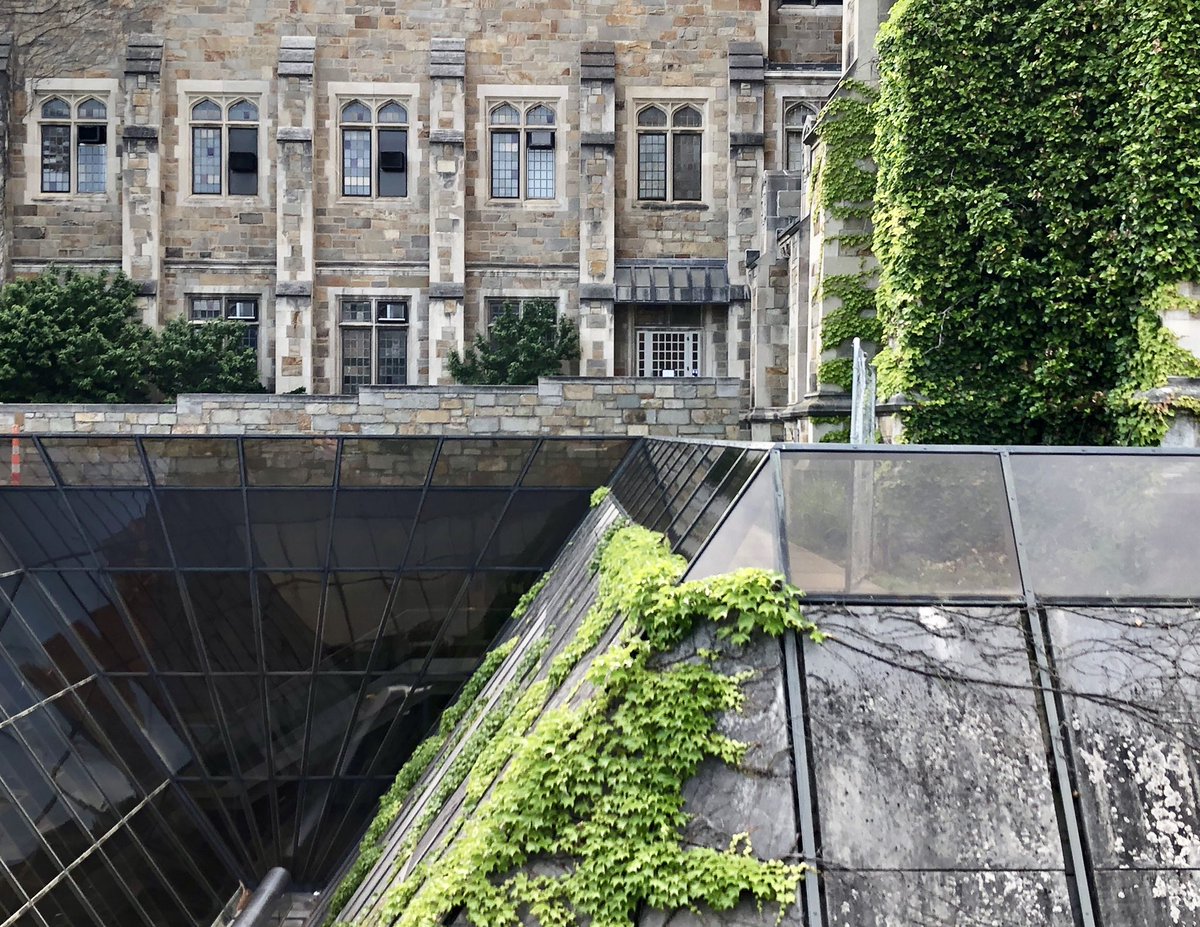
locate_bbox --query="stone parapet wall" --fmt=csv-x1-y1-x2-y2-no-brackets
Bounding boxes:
0,377,747,439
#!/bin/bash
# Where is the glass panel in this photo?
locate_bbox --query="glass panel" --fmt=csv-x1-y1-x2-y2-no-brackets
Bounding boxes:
156,489,249,568
0,492,95,569
378,101,407,123
376,326,408,385
247,490,333,569
432,571,538,664
377,129,408,197
526,145,555,199
0,440,53,487
672,132,702,201
341,299,372,323
188,296,222,321
159,675,234,777
521,438,632,488
342,128,371,197
0,728,90,864
192,125,221,194
62,680,164,796
301,675,363,776
34,877,100,927
490,129,520,198
243,438,338,487
227,99,258,121
106,676,195,777
183,571,259,674
786,129,806,172
69,843,153,927
35,572,145,673
213,674,268,777
40,438,146,486
146,787,226,900
319,572,395,671
340,100,371,122
672,105,702,127
107,572,202,672
62,490,170,568
76,126,106,194
74,98,105,120
780,452,1021,597
265,674,314,778
329,490,420,569
338,438,438,487
341,326,372,394
257,573,323,671
41,98,70,119
637,133,667,200
0,862,25,921
190,99,221,121
526,103,555,125
0,776,59,898
142,437,240,487
100,824,195,926
1010,454,1200,598
479,490,590,568
637,105,667,127
3,576,89,686
490,103,519,125
431,438,536,487
373,571,469,673
406,492,509,568
226,126,258,196
40,124,70,193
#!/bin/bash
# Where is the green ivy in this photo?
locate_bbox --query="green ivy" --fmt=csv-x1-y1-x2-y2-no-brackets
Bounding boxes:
817,357,854,392
589,485,611,508
343,524,819,927
872,0,1200,444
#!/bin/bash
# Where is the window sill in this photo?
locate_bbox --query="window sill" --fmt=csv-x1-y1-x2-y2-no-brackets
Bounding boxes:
634,201,710,212
29,193,113,204
183,194,270,207
334,196,413,206
482,198,568,211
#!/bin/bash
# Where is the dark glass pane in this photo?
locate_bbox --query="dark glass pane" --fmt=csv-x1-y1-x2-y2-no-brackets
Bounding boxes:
672,131,702,201
520,438,633,488
248,490,333,569
336,677,410,777
34,572,146,673
0,440,53,487
405,491,508,569
364,682,457,777
490,128,519,198
227,126,258,196
377,128,408,197
100,825,195,926
257,573,323,671
213,675,268,778
303,675,364,776
243,438,338,487
57,681,162,799
41,123,71,192
638,132,667,200
157,489,250,568
646,444,714,534
0,777,59,898
780,452,1021,597
0,492,96,569
159,676,235,777
479,490,589,568
339,438,438,487
687,467,782,581
376,326,408,385
668,446,746,556
329,490,420,569
0,862,25,921
62,490,171,568
106,677,196,777
108,572,202,672
68,842,153,927
0,728,91,865
142,438,240,487
372,572,469,673
677,449,765,560
431,439,537,487
431,571,536,665
34,877,100,927
0,579,73,702
301,777,385,882
319,572,394,671
0,605,38,716
147,787,227,900
39,438,147,486
183,572,258,674
265,675,314,778
1010,454,1200,599
175,780,255,876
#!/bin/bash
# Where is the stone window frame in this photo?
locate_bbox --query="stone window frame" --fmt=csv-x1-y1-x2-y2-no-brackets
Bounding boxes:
476,283,571,337
175,80,271,207
328,286,421,394
184,284,271,383
326,83,422,207
476,84,570,211
782,101,817,173
22,79,119,205
624,86,716,208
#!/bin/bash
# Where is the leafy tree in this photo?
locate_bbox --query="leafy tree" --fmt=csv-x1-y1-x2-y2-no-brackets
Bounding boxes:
448,298,580,385
148,317,263,398
0,267,152,402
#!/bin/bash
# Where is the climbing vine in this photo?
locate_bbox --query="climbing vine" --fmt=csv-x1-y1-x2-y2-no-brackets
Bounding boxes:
872,0,1200,444
336,521,818,927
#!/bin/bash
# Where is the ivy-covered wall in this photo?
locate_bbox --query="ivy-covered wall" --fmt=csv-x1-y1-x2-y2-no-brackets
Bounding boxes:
871,0,1200,445
323,500,815,927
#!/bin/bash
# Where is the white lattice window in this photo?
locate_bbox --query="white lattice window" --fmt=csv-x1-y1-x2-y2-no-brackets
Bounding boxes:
637,329,702,378
339,298,409,394
488,102,557,200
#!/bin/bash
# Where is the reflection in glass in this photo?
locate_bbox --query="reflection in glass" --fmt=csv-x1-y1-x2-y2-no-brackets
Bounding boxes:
157,490,250,568
63,490,171,568
339,438,438,487
329,491,420,569
40,438,147,486
521,438,633,487
258,573,323,671
686,467,781,581
249,490,333,569
405,491,508,568
479,491,590,568
108,572,202,672
431,438,537,487
142,438,240,487
0,492,96,569
243,438,338,487
0,440,54,487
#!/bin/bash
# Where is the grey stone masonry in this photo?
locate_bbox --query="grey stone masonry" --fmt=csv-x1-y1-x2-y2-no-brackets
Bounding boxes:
578,42,617,378
0,378,748,438
1136,376,1200,447
121,35,164,327
0,34,10,284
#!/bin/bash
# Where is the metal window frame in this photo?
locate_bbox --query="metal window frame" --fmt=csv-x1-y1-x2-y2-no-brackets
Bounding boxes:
338,297,411,393
487,100,558,202
188,95,261,198
635,101,704,204
37,93,110,196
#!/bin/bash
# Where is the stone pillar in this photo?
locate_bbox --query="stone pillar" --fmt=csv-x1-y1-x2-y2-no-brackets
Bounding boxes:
121,36,164,326
275,36,316,394
577,43,617,377
0,36,11,285
428,38,467,385
728,42,770,402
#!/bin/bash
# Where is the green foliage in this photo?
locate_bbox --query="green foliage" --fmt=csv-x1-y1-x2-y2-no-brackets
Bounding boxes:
341,523,818,927
817,357,854,392
148,317,263,398
511,572,553,622
0,267,152,402
0,268,264,403
448,298,581,385
589,485,611,508
872,0,1200,444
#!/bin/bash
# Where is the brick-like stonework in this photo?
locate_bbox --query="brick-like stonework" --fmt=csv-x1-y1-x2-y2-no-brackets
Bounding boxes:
0,378,748,438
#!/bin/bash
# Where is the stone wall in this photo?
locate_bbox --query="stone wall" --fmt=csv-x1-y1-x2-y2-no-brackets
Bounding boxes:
0,377,748,438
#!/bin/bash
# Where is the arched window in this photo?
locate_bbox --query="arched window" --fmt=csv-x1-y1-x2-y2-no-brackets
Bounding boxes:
38,95,109,194
784,103,814,172
339,99,409,198
190,96,260,195
489,101,557,200
636,102,703,202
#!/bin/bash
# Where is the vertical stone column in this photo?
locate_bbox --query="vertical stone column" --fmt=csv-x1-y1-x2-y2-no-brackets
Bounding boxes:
275,36,316,394
121,36,164,326
577,43,617,377
428,38,467,385
728,43,770,402
0,36,11,285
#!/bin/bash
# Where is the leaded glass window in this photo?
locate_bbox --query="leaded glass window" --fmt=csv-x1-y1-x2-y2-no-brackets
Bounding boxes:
785,103,812,172
339,99,409,198
188,296,262,359
489,101,557,200
38,94,109,194
339,298,409,393
190,97,259,196
636,102,704,203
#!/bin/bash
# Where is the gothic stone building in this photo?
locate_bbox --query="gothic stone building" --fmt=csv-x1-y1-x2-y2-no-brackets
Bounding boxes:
0,0,849,417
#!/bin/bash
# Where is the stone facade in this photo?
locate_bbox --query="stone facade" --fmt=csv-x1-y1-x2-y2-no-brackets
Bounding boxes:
0,377,748,439
0,0,844,406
